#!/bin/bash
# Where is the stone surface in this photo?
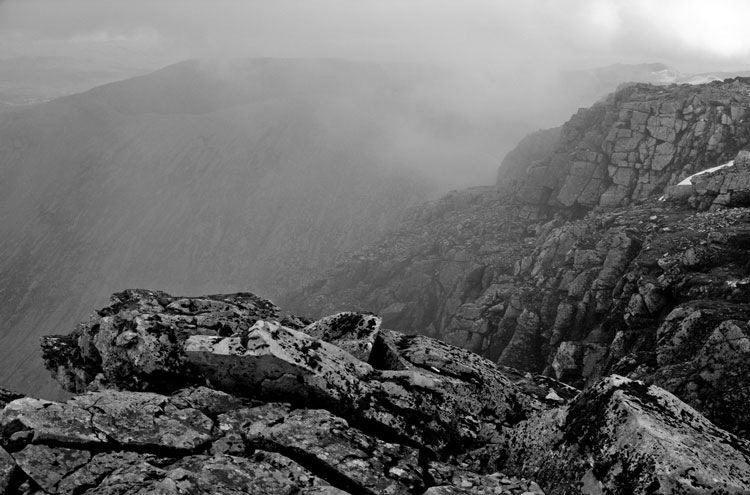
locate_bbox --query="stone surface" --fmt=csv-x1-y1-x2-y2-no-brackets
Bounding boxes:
302,312,381,361
70,390,216,452
12,444,91,493
0,446,15,494
17,284,750,493
503,375,750,495
285,188,750,440
42,289,280,393
245,407,423,495
2,390,216,453
184,320,372,408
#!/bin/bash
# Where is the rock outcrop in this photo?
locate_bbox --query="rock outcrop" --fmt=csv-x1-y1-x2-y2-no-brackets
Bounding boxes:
505,78,750,212
7,76,750,494
1,290,748,493
284,78,750,445
503,375,750,494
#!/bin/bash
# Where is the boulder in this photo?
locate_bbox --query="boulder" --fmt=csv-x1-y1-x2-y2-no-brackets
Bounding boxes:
301,312,381,361
12,444,91,493
735,150,750,172
42,289,280,393
2,390,216,453
0,447,15,494
245,407,423,494
503,375,750,494
184,320,372,409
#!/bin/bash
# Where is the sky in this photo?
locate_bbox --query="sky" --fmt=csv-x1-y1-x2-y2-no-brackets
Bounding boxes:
2,0,750,74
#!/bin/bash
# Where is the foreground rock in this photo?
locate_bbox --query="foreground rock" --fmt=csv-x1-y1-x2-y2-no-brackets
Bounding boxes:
41,289,281,393
44,291,542,458
23,290,750,493
503,375,750,494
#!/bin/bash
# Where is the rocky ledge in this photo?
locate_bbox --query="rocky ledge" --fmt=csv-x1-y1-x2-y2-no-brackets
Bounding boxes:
0,290,746,493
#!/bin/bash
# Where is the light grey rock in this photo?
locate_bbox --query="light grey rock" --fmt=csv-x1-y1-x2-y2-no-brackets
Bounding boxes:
245,407,423,495
503,376,750,494
184,320,372,408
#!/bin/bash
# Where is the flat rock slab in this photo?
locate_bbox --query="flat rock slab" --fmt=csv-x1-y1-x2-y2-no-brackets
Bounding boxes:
13,444,91,493
358,331,543,455
2,390,215,453
21,449,349,495
244,407,423,495
185,320,372,408
145,452,350,495
42,289,280,393
70,391,216,452
2,397,108,446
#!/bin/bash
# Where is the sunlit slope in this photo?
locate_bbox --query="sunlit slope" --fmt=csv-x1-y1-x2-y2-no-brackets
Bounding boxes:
0,58,509,398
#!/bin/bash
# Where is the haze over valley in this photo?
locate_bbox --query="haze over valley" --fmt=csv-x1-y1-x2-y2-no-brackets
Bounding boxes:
2,0,750,398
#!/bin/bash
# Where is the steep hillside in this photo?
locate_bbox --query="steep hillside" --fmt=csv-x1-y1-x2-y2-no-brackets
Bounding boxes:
0,55,149,106
0,58,517,398
285,78,750,439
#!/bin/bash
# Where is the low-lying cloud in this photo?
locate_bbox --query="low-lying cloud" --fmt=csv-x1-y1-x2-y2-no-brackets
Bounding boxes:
2,0,750,73
1,0,749,187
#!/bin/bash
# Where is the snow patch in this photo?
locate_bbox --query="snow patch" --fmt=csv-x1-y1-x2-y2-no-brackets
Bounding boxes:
677,161,734,186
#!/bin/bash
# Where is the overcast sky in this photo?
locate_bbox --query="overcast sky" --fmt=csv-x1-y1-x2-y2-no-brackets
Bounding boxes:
1,0,750,74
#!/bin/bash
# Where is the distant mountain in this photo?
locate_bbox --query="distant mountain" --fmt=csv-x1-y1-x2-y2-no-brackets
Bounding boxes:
0,55,150,105
0,58,515,398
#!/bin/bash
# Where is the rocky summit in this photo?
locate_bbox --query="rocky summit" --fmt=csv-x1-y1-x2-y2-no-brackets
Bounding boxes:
0,289,743,493
284,77,750,447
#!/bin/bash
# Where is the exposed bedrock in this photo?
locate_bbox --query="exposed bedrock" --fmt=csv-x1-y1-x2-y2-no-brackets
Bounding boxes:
501,78,750,211
3,290,741,493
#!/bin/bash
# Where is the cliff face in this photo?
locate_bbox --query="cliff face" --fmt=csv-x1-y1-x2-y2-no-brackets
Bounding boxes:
507,79,750,214
1,290,748,494
284,78,750,441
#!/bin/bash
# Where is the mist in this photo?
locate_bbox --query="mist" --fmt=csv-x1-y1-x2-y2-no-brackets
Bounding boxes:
2,0,750,398
3,0,750,185
0,1,747,178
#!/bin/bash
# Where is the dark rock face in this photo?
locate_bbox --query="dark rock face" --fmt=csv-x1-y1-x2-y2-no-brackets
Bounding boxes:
5,290,748,493
496,126,562,203
682,153,750,210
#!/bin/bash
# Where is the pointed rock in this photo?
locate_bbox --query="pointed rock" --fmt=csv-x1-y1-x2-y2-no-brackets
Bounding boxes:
503,375,750,494
302,312,381,361
12,444,90,494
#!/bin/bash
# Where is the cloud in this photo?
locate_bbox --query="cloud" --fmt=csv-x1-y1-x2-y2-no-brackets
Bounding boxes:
0,0,748,73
